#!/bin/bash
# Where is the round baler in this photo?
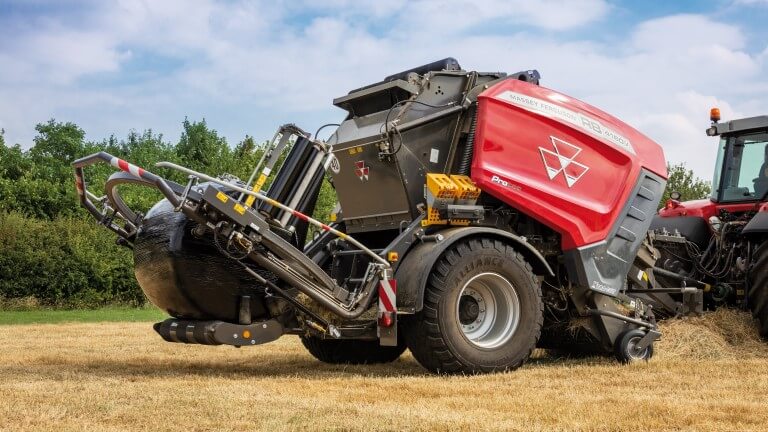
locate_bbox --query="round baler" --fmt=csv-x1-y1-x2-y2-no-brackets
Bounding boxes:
73,59,669,373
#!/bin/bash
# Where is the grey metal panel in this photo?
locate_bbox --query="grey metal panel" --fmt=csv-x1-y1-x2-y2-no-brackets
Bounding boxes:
564,169,666,297
330,111,390,150
344,211,412,232
327,69,512,233
329,73,467,232
390,73,469,215
331,140,412,233
743,211,768,234
333,79,419,114
394,116,458,213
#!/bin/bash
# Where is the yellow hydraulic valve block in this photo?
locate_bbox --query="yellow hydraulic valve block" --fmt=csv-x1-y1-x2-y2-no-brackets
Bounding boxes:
446,174,481,226
423,174,482,226
424,173,457,226
450,175,481,204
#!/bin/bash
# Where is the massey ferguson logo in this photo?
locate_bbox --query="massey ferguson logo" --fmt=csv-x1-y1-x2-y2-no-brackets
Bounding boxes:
539,136,589,188
354,161,369,181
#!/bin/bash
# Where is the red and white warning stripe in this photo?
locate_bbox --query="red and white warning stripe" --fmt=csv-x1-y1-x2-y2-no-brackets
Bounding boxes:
109,157,145,178
74,174,84,196
378,279,397,313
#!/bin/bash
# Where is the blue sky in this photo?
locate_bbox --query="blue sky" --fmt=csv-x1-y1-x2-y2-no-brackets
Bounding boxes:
1,0,768,177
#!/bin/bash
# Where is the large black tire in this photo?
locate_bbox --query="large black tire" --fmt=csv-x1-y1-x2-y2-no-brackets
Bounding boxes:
748,242,768,338
300,336,407,364
403,238,543,374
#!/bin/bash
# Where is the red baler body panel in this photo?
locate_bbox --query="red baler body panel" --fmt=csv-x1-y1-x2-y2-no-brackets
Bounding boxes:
471,80,667,249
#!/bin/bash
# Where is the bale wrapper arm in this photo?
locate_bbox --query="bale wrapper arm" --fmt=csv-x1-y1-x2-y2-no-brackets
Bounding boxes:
73,145,393,344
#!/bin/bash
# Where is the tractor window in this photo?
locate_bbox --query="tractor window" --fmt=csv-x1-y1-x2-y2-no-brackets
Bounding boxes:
714,132,768,202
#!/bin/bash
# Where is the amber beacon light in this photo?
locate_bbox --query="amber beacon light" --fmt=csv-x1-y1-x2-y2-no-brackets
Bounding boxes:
710,107,721,123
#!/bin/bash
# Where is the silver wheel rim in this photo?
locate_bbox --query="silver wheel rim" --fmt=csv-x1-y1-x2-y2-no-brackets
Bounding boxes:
456,272,521,349
626,336,648,360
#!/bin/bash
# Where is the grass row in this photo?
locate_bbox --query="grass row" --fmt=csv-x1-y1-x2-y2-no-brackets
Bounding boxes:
0,307,167,325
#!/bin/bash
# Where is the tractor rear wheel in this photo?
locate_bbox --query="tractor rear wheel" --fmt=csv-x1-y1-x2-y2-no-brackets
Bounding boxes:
748,242,768,338
403,238,543,374
300,336,406,364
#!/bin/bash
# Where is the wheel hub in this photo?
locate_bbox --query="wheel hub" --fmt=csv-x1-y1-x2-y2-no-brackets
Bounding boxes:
626,336,648,360
459,289,485,327
456,272,520,349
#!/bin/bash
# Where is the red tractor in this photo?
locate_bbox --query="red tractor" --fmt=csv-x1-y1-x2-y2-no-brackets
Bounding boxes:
650,109,768,336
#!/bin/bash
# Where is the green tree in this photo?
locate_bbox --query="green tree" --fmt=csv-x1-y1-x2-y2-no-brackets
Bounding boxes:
176,118,233,174
0,142,32,180
235,135,256,158
29,120,85,163
660,162,711,208
0,120,86,218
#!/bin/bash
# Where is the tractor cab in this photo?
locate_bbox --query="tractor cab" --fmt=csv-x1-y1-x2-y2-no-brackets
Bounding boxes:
707,110,768,203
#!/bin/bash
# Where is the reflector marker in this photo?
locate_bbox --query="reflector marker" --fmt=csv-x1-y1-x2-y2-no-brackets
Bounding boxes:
291,210,309,222
110,157,145,178
74,175,84,196
378,279,397,313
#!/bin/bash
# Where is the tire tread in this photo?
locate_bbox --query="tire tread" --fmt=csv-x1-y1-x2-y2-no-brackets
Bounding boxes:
404,238,544,374
749,242,768,338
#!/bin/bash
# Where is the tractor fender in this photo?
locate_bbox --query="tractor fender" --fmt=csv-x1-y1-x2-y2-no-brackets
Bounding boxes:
395,226,554,314
743,207,768,235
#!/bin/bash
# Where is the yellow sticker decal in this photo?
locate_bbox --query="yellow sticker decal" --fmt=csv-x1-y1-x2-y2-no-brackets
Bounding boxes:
216,191,229,203
255,173,268,189
233,203,246,215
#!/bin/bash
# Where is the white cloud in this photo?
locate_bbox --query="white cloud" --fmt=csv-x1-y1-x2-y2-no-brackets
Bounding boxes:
631,14,745,52
389,0,609,33
631,92,739,177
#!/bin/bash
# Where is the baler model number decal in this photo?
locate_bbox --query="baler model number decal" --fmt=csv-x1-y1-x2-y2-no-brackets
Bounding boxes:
496,90,635,155
490,174,522,191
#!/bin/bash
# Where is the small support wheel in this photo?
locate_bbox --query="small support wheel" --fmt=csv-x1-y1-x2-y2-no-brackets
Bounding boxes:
614,329,654,363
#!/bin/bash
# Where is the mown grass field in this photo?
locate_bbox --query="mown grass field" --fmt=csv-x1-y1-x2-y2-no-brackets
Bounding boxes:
0,307,166,325
1,309,767,431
